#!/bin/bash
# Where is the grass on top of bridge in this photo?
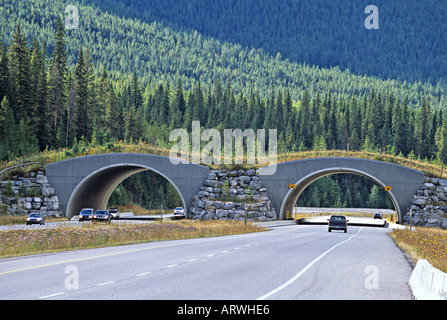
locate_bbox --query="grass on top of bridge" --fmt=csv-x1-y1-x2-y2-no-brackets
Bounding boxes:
0,220,266,259
1,140,447,180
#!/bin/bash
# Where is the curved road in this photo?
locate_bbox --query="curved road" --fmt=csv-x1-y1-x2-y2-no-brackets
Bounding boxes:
0,225,413,300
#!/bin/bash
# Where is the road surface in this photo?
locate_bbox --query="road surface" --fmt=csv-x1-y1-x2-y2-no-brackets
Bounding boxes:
0,224,413,300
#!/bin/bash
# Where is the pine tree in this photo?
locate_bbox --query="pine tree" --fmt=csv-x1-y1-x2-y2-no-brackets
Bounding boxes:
368,185,381,208
35,58,51,150
417,97,431,159
299,90,311,148
0,34,10,103
9,21,32,122
193,80,204,123
439,121,447,164
275,88,284,134
131,71,143,110
16,117,38,156
0,96,17,160
48,17,67,136
283,88,292,126
169,79,184,128
74,47,89,140
308,186,319,207
173,79,185,124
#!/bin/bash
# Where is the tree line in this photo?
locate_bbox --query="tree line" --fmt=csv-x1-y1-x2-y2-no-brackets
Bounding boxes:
296,175,393,209
1,20,447,165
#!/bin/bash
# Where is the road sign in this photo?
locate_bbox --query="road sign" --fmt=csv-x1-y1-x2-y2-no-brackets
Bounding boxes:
385,186,392,191
289,184,296,189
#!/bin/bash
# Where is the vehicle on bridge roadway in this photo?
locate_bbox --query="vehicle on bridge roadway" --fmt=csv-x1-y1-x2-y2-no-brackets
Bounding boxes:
93,210,112,224
79,208,94,222
328,215,348,233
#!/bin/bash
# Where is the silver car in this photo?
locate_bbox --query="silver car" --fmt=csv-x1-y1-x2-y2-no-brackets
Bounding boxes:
108,208,120,220
173,207,185,215
26,213,45,225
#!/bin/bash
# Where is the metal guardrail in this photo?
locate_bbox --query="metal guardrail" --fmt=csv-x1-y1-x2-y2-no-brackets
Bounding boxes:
254,220,298,228
0,161,39,177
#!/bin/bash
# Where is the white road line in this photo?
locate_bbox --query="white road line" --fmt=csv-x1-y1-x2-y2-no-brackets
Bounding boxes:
96,281,115,286
188,259,197,262
39,292,64,299
207,254,215,257
166,264,178,268
257,227,363,300
136,272,150,277
221,250,229,253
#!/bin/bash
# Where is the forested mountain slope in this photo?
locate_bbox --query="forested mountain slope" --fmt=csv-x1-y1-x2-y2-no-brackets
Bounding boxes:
90,0,447,84
1,0,445,109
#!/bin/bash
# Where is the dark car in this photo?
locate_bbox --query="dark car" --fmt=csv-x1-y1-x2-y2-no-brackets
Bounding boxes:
79,208,94,222
108,208,120,220
328,215,348,233
93,210,112,223
26,213,45,225
374,213,383,219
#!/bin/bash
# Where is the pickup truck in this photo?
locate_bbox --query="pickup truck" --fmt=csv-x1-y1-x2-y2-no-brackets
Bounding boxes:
328,215,348,233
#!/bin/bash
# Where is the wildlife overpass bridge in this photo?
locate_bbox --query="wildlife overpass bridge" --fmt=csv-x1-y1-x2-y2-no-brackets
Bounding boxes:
46,154,424,222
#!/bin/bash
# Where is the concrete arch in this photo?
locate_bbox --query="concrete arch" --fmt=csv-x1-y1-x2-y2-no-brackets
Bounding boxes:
279,167,401,220
66,163,188,219
258,157,425,222
46,154,209,218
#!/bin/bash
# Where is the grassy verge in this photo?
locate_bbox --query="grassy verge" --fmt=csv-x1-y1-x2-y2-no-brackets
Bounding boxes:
389,227,447,273
0,220,265,259
0,215,67,226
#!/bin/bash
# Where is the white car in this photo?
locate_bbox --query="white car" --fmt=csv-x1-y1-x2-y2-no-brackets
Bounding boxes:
173,207,185,215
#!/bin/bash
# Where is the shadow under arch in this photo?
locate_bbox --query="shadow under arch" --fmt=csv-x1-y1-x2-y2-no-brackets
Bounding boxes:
66,163,187,219
46,153,210,219
279,167,400,221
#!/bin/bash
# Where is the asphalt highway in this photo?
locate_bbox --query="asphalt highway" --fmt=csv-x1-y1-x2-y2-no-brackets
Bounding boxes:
0,224,413,300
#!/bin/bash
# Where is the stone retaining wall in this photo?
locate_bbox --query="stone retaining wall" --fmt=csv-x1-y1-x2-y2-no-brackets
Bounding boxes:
0,171,62,217
403,177,447,229
189,169,276,221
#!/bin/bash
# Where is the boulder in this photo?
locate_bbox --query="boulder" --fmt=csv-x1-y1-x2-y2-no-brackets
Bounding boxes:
413,198,426,206
36,175,48,184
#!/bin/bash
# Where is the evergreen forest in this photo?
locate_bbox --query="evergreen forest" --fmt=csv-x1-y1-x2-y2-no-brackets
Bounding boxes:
1,0,446,210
